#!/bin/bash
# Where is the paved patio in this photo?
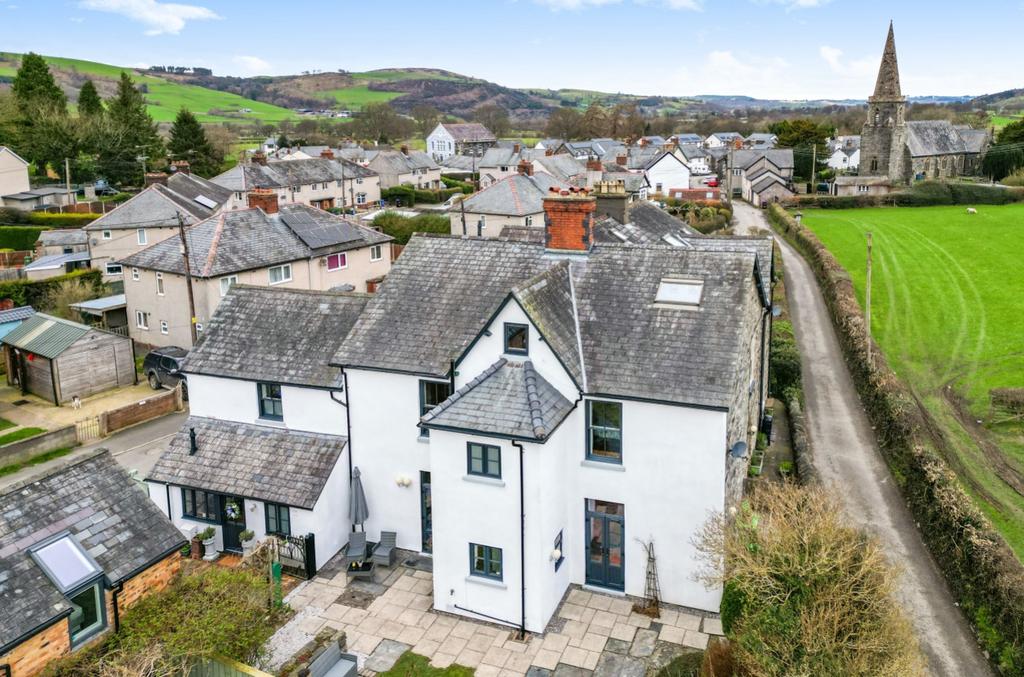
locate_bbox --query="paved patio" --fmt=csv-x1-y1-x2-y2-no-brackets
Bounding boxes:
265,553,723,675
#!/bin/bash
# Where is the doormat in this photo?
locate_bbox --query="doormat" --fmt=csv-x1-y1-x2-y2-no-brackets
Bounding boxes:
12,400,29,406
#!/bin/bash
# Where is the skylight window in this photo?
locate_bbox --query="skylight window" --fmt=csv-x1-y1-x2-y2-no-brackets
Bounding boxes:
662,233,685,247
30,534,102,592
194,195,217,209
655,278,704,307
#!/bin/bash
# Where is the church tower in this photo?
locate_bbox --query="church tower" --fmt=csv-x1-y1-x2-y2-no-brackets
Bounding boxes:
860,22,908,180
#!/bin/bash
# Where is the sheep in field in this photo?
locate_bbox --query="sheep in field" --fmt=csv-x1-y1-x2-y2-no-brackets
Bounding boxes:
966,207,978,214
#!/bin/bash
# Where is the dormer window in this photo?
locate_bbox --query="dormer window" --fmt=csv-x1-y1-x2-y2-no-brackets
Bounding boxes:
655,278,703,308
504,323,529,355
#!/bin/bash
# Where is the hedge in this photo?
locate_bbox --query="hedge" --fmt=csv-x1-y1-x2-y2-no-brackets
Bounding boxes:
0,226,48,251
0,269,103,308
381,185,468,205
767,203,1024,674
789,181,1024,209
371,211,451,245
0,208,98,227
441,176,475,192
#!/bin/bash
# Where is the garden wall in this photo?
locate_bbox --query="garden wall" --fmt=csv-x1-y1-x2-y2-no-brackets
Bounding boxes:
767,202,1024,674
787,181,1024,209
0,426,76,468
103,387,182,434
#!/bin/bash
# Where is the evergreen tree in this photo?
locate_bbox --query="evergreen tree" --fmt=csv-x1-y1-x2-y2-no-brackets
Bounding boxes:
168,107,221,177
11,52,66,115
99,72,163,185
77,79,104,117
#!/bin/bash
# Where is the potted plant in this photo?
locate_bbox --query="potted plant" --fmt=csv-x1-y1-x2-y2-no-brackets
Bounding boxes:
240,530,256,556
197,526,217,561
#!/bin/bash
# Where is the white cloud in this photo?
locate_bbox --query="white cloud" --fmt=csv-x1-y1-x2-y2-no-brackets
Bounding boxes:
755,0,832,9
819,45,875,77
78,0,219,35
232,55,271,76
534,0,700,10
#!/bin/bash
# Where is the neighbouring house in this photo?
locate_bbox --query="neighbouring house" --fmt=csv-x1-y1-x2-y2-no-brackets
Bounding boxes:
427,123,497,162
449,171,565,236
146,285,366,571
1,313,136,405
827,146,861,172
729,149,795,204
477,144,528,187
1,186,77,211
69,294,128,334
23,251,91,281
533,138,564,151
671,133,703,146
0,146,30,199
84,169,234,283
0,450,186,677
35,229,88,258
704,132,743,149
831,175,895,196
678,144,711,175
331,189,770,633
0,306,34,340
744,133,778,150
642,151,691,197
119,197,392,349
554,139,622,160
366,148,441,190
212,152,381,212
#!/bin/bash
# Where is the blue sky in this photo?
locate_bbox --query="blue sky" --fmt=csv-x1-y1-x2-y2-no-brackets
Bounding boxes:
1,0,1019,100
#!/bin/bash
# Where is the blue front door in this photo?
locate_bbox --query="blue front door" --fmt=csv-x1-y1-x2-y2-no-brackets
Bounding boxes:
585,499,624,590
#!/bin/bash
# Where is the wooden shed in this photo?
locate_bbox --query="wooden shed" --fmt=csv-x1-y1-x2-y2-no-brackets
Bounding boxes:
1,313,136,405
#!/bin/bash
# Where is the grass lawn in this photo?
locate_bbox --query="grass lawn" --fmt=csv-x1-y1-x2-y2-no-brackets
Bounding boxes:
0,446,75,478
0,417,14,431
322,85,401,110
375,652,473,676
0,426,47,446
802,204,1024,554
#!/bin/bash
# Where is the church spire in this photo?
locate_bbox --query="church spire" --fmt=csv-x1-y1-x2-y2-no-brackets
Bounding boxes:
871,21,903,101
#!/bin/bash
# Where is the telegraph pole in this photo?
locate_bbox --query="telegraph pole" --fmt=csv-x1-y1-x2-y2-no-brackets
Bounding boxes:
811,143,817,193
866,231,873,369
177,212,199,345
64,158,72,208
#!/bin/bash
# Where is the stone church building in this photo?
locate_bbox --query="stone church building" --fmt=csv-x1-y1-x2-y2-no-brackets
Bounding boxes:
838,23,989,195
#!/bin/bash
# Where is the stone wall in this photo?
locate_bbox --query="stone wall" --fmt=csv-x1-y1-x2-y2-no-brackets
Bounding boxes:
0,426,76,468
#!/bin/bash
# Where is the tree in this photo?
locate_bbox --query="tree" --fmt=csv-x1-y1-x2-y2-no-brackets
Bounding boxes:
350,103,413,144
610,103,645,140
696,483,925,677
579,102,609,138
411,104,441,138
983,119,1024,180
77,79,104,117
11,52,66,115
101,72,163,185
168,107,222,177
43,279,99,321
768,118,835,180
472,104,511,138
545,107,582,140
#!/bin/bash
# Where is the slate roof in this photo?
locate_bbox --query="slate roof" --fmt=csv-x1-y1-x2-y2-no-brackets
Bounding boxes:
334,235,766,409
211,157,376,192
479,147,524,169
620,201,701,238
23,251,90,271
733,149,795,171
672,134,703,145
678,144,708,161
440,155,479,172
531,153,588,183
119,204,391,277
601,172,648,193
182,285,368,388
460,173,566,216
906,120,967,157
440,123,496,143
0,306,34,324
86,173,230,231
368,150,439,175
956,127,989,154
1,313,92,358
421,359,573,440
513,261,584,387
148,417,346,509
0,450,185,653
38,229,87,247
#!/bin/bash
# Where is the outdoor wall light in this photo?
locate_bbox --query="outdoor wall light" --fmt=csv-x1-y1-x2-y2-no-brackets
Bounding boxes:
395,475,413,487
550,548,562,561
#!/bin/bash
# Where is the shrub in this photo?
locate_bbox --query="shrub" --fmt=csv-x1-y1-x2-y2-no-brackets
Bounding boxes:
719,580,745,634
768,320,801,401
441,176,474,192
789,181,1024,209
41,278,99,320
697,483,925,677
25,212,98,227
372,211,450,245
0,269,103,308
381,185,466,205
0,225,48,250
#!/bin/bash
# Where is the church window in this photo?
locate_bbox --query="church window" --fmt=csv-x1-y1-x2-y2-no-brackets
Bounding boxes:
874,111,880,124
870,158,878,172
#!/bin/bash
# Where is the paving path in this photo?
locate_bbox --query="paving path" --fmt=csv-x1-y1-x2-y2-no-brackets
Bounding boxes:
732,201,990,676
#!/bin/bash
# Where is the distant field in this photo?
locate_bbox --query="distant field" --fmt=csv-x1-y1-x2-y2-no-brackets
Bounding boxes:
990,114,1022,129
322,85,401,110
350,69,467,83
804,204,1024,555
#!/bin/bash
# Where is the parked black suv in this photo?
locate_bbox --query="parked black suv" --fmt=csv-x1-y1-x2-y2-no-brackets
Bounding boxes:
143,346,189,399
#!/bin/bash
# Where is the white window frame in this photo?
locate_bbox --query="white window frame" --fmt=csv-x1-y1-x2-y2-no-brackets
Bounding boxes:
326,253,348,271
105,263,123,276
370,245,383,262
137,228,147,245
219,275,238,296
102,230,112,240
135,310,149,330
356,192,367,205
131,267,140,281
160,320,168,335
156,272,164,296
268,264,292,285
525,215,533,226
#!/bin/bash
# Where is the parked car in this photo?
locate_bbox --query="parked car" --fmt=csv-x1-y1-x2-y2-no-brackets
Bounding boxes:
143,346,189,399
703,177,719,187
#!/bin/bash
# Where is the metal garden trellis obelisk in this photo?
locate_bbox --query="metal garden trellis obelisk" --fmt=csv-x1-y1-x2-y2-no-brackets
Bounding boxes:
636,539,661,616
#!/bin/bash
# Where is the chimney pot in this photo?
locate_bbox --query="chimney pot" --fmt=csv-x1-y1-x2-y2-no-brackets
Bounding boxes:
320,148,335,160
144,172,169,188
400,145,410,156
247,188,280,214
586,157,603,172
170,160,191,175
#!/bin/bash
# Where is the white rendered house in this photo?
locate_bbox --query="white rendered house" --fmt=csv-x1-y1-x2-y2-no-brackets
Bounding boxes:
643,152,692,196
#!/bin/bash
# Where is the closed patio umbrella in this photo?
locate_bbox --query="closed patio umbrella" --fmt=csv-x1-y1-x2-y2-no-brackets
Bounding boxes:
350,466,369,531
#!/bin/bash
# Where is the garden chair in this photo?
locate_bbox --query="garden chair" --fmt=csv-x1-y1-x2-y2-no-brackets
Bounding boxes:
345,532,368,562
372,531,397,567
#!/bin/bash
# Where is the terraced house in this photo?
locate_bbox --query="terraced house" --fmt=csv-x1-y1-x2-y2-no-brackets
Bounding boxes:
119,197,392,348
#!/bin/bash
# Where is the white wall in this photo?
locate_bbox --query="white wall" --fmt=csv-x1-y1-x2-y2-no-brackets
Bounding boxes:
427,126,455,162
295,455,351,570
646,155,691,195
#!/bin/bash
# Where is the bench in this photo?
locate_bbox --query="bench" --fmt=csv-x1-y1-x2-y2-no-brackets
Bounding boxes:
300,641,357,677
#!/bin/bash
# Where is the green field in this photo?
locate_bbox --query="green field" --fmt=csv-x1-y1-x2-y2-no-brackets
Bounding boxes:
990,114,1023,130
0,53,296,124
804,204,1024,554
322,85,401,110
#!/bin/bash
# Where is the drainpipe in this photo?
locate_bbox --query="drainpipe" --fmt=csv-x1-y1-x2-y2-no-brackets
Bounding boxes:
330,370,353,483
164,483,172,521
759,307,769,419
512,440,526,639
449,359,456,392
111,582,124,632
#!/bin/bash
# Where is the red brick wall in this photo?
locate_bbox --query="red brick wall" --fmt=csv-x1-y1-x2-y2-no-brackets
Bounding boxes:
0,619,70,677
103,387,181,434
542,195,596,251
118,552,181,611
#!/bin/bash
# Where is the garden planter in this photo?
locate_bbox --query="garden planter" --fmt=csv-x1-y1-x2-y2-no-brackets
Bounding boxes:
202,536,218,561
241,538,256,557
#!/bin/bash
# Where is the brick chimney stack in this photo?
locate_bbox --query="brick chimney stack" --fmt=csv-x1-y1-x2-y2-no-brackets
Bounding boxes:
170,160,191,175
616,152,628,167
544,148,555,156
144,172,169,188
400,145,410,156
594,179,630,225
517,159,534,176
543,187,596,253
247,188,279,214
513,143,521,154
585,157,603,172
252,151,268,166
320,148,335,160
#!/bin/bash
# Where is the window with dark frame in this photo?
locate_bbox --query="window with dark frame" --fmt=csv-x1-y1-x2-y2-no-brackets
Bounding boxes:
469,543,503,580
467,442,501,479
258,382,284,421
587,400,623,463
419,379,452,437
265,503,291,536
504,323,528,355
182,488,219,522
554,529,565,571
